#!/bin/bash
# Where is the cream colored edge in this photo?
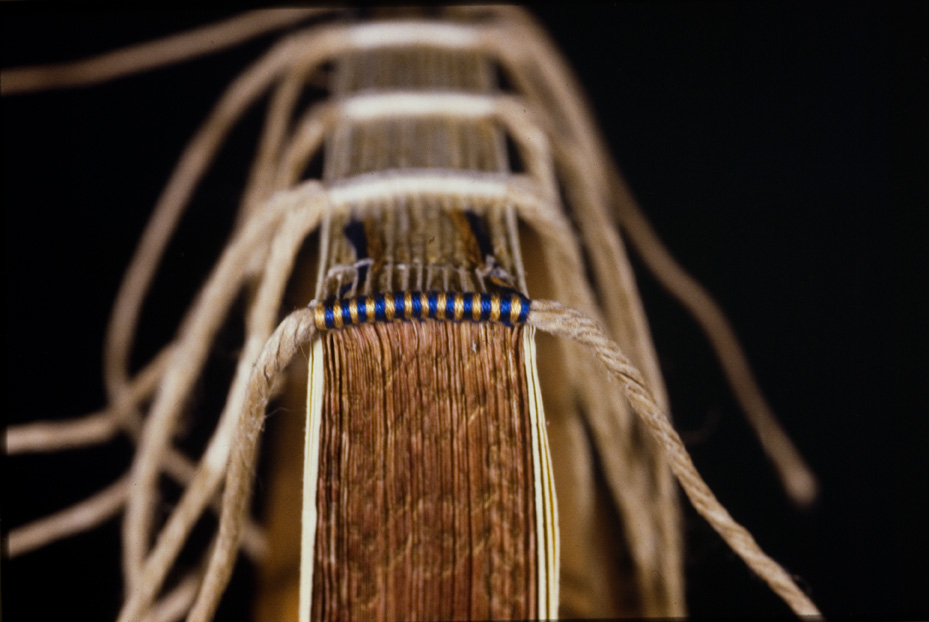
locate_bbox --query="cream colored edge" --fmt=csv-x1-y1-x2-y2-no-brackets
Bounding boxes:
299,338,325,622
524,326,560,618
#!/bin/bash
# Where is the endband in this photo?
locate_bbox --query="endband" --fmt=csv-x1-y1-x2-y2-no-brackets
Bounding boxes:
314,291,530,330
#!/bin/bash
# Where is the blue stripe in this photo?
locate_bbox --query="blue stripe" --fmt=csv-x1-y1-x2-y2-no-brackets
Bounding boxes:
499,295,512,326
480,293,492,321
518,295,530,323
465,211,494,262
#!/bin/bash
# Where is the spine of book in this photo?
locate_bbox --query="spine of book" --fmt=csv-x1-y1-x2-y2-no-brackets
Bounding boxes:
291,34,557,622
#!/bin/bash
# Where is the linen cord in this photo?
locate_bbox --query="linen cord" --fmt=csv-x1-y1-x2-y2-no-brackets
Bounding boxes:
486,8,818,505
528,300,820,617
182,297,819,620
2,8,822,620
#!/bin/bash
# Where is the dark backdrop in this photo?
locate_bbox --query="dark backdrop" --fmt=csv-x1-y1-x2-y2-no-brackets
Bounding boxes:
3,4,926,620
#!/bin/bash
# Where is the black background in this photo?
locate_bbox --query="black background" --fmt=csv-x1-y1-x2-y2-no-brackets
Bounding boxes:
3,4,927,620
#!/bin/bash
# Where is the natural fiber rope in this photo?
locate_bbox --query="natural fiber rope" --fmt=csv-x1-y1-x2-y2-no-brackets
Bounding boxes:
238,62,311,226
0,9,330,94
97,19,423,447
6,342,264,561
117,184,326,622
485,19,687,610
6,345,169,453
507,176,684,613
120,191,285,586
3,9,822,620
527,299,821,617
483,8,818,506
8,50,332,565
611,172,819,504
481,16,818,610
103,22,358,591
119,181,321,605
141,571,202,622
187,307,319,622
8,475,130,558
102,34,301,421
179,297,820,620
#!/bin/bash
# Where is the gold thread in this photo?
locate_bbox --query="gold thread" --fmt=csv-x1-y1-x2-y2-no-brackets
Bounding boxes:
420,292,429,318
384,295,396,321
436,292,447,320
510,297,522,325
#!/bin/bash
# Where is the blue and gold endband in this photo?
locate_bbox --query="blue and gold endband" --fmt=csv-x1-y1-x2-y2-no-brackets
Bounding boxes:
315,291,530,330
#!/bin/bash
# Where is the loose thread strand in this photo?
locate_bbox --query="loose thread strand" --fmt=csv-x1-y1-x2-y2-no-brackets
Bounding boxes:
504,7,818,507
117,187,324,622
0,9,330,95
612,176,819,505
119,181,320,604
187,307,319,622
6,345,172,455
527,299,821,617
8,476,130,558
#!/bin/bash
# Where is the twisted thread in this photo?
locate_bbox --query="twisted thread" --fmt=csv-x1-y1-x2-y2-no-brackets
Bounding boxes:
528,299,820,617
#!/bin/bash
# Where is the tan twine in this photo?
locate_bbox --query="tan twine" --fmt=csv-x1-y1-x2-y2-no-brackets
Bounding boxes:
3,7,820,621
